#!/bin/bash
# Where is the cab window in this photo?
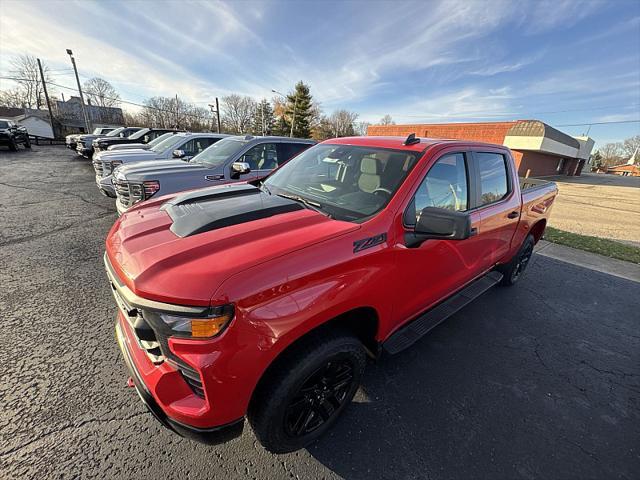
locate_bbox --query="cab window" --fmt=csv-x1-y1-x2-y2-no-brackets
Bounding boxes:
242,143,279,170
414,153,468,212
476,152,509,206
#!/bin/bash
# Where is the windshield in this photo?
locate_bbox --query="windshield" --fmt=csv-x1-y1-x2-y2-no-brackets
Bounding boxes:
150,134,184,153
148,132,174,147
190,138,247,167
106,127,125,137
128,128,151,140
264,144,420,222
0,121,9,129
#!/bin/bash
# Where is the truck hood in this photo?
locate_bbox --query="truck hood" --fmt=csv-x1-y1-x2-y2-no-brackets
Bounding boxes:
104,150,161,163
106,184,359,306
117,159,214,181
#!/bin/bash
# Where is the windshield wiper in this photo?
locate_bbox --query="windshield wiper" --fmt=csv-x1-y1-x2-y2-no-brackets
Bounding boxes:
276,193,330,217
260,182,272,195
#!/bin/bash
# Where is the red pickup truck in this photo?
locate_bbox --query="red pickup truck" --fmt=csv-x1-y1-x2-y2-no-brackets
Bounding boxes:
106,135,557,453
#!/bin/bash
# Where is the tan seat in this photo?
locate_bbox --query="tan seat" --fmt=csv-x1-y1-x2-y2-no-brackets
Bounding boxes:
359,156,381,193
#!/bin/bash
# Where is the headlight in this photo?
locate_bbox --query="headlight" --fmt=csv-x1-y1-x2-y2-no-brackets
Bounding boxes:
145,304,234,338
142,180,160,199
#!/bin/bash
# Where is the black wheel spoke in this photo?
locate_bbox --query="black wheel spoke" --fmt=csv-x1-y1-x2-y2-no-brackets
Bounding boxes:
283,357,357,438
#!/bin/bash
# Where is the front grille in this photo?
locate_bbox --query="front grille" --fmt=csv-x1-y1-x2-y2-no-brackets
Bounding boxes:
115,180,131,206
93,161,104,176
115,179,144,209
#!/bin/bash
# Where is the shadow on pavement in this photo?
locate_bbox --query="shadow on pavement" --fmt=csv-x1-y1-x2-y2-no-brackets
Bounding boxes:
306,255,639,479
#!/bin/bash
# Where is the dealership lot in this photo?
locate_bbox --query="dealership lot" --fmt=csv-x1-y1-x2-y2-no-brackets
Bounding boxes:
1,146,638,479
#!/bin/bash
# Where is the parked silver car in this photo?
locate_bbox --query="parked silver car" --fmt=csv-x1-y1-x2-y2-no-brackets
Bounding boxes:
113,135,315,214
93,132,227,197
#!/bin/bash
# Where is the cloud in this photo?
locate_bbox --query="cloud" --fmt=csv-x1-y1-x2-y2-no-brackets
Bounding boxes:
520,0,604,34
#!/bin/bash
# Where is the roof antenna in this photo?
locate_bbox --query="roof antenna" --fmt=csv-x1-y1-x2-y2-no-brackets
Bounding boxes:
403,133,420,146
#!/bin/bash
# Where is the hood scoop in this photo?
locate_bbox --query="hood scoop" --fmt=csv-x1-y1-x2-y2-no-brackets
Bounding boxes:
160,184,304,238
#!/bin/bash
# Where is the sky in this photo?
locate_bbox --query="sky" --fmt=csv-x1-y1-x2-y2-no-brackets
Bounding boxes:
1,0,639,147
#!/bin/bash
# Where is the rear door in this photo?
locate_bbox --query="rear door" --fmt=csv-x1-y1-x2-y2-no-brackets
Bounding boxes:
472,150,521,265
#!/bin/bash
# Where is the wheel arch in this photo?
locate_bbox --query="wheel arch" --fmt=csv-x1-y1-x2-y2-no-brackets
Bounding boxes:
530,219,547,243
248,306,380,410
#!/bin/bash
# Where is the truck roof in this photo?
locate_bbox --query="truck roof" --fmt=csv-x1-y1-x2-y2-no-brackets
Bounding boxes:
325,135,506,152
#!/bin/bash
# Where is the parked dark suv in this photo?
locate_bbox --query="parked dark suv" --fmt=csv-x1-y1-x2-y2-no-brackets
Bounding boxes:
0,119,30,150
93,128,183,153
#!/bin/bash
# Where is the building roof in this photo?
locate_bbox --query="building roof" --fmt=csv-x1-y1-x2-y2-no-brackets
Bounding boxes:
506,120,580,149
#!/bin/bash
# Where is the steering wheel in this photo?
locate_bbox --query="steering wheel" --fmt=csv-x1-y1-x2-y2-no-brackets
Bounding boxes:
372,187,392,197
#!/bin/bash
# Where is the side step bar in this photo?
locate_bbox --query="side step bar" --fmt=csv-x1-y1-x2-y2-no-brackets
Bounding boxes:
383,271,503,354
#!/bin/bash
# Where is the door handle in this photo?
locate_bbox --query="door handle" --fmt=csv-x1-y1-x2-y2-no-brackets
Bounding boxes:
507,211,519,219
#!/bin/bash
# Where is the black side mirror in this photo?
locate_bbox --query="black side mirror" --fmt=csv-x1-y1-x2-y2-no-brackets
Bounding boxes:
405,207,474,247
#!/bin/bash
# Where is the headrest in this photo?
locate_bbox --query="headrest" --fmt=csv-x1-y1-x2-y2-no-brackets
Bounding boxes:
361,156,379,174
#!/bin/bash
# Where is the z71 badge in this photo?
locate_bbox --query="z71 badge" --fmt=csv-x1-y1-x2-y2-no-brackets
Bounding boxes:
353,233,387,253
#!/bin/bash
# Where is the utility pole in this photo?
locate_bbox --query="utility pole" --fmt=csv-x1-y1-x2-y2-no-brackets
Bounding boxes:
261,101,265,135
175,94,179,129
37,58,56,138
66,49,91,133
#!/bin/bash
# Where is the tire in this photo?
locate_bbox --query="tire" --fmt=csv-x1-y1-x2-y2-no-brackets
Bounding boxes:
248,330,366,454
497,234,535,286
9,138,18,151
24,137,31,148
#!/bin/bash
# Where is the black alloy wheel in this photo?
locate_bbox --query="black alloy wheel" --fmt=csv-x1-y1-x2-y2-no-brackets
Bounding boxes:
284,358,355,437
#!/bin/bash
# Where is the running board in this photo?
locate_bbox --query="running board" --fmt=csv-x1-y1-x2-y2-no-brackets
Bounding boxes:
383,271,503,354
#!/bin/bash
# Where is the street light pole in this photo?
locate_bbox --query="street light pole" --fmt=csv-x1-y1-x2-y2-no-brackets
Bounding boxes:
272,89,296,137
289,94,297,138
208,98,221,133
66,49,91,133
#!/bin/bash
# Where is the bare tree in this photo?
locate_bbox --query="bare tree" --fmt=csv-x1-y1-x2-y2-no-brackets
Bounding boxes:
312,110,359,140
598,142,624,167
378,114,395,126
0,87,29,108
83,77,121,107
354,121,371,136
328,110,358,137
9,54,51,109
622,135,640,160
221,94,256,134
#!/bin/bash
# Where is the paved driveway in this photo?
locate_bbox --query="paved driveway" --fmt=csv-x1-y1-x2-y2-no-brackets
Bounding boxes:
547,172,640,247
1,147,638,479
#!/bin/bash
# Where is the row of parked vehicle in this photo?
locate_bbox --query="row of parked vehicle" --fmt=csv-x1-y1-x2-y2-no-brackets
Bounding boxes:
95,126,557,453
66,127,316,214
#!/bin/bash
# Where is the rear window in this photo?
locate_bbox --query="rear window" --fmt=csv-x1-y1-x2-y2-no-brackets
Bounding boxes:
476,152,509,206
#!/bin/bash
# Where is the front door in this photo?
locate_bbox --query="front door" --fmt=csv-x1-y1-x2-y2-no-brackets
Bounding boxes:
392,150,494,325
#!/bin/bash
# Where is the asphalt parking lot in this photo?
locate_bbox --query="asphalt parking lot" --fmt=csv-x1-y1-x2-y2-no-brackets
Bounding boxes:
1,146,638,479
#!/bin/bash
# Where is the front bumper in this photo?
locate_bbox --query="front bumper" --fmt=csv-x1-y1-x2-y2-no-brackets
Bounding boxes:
115,318,244,445
76,144,93,156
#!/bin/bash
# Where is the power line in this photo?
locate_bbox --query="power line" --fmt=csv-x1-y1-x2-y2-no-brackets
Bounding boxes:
554,120,640,127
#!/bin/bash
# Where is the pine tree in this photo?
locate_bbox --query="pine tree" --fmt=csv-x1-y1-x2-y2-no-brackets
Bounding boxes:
251,99,274,135
285,81,314,139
